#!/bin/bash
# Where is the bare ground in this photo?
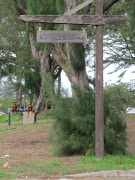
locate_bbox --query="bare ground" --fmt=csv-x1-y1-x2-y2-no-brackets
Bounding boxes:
0,119,80,179
126,114,135,153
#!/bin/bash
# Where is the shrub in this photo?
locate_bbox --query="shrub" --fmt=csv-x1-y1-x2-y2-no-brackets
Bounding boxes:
47,82,127,156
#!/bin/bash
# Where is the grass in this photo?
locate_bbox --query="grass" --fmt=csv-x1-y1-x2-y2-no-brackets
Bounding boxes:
14,159,69,177
37,114,55,127
5,154,135,179
37,114,54,121
0,114,22,123
0,170,15,179
125,114,135,120
76,155,135,172
0,113,50,134
0,161,15,179
0,115,22,134
0,126,16,135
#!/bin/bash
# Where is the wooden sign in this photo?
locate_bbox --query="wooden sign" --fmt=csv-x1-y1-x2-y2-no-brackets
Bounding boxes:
37,30,87,43
20,15,128,25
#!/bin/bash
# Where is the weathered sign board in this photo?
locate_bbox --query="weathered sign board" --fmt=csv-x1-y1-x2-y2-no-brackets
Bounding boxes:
37,30,87,43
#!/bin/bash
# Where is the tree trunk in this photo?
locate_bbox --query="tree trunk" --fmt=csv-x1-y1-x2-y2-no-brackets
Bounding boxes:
51,0,89,101
34,53,50,111
29,24,61,111
29,24,50,111
24,93,26,107
58,72,61,96
16,89,22,107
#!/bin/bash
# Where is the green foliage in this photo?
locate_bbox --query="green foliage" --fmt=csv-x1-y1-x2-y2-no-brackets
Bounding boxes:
0,115,21,123
0,80,16,99
104,110,126,155
27,0,45,15
103,0,135,75
104,83,135,113
0,97,15,114
70,44,85,72
0,0,41,102
55,0,65,15
49,86,127,156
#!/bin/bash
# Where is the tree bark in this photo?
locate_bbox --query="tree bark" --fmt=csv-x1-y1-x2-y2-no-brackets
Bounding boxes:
29,24,50,111
24,93,26,107
51,0,89,101
58,72,61,96
103,0,120,13
65,0,89,93
29,24,61,111
16,89,22,107
51,43,89,90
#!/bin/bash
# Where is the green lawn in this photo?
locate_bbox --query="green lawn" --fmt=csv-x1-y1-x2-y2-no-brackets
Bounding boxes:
0,114,22,123
76,155,135,172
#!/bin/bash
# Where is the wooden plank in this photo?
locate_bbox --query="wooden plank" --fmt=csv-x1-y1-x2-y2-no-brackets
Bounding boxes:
64,0,93,15
103,15,128,24
20,15,128,25
37,30,87,43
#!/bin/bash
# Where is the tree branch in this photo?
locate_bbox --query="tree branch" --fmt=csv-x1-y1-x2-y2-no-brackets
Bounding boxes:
0,58,18,65
123,38,134,59
103,0,120,13
51,44,68,76
84,3,92,15
0,63,15,85
29,23,40,60
13,0,27,15
52,65,62,79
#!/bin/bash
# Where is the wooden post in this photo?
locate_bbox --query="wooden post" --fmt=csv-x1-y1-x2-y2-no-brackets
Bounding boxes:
95,0,104,157
34,111,37,123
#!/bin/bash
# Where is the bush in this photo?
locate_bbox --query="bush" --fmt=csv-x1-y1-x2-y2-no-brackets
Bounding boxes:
47,81,127,156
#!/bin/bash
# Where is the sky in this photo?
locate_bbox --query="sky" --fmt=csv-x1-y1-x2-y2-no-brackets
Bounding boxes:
103,65,135,85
